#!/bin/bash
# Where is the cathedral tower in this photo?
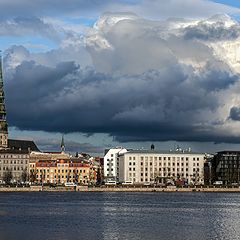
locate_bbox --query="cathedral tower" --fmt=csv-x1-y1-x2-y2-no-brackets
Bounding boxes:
0,53,8,148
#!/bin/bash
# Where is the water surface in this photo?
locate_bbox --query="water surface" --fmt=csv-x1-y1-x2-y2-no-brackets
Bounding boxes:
0,192,240,240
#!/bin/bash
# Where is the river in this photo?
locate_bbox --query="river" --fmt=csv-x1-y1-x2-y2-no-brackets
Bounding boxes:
0,192,240,240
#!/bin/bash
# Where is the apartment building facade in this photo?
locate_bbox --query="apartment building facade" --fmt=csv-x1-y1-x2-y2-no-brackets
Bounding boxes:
119,150,206,185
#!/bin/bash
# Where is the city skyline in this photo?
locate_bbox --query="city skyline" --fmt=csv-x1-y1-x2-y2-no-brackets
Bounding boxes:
1,0,240,155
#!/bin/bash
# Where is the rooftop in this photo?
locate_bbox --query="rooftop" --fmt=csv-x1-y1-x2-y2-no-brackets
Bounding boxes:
0,139,40,154
124,149,206,155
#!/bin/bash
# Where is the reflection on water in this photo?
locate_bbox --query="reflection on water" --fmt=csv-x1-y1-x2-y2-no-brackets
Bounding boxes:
0,192,240,240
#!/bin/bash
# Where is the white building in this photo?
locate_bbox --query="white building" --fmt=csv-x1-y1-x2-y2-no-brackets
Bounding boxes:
104,147,128,182
119,150,206,185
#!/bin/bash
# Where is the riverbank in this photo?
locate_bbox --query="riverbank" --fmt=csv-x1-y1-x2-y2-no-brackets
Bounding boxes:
1,186,240,192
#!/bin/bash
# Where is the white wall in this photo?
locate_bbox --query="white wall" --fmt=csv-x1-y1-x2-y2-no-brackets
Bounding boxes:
104,147,128,182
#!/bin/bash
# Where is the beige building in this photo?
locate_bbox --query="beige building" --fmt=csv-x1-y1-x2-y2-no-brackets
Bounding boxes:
29,158,94,185
119,150,206,185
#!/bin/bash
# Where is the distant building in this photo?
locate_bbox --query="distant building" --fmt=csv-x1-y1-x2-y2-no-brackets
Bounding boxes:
29,158,93,185
0,139,39,183
205,151,240,185
119,149,206,185
104,147,128,182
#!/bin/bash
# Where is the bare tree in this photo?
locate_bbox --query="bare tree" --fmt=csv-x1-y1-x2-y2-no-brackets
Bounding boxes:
21,168,29,183
3,168,13,185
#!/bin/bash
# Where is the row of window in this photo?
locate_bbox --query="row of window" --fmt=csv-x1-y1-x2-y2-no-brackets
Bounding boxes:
0,166,24,171
129,167,200,173
106,159,114,162
35,169,87,173
0,160,28,164
139,162,191,167
129,156,201,161
0,155,28,159
36,175,88,179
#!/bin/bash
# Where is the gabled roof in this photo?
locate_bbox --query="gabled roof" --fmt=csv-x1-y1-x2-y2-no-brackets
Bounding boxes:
8,139,40,152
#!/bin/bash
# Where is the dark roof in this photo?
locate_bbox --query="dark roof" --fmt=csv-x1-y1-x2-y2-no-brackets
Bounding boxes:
216,151,240,155
8,139,40,152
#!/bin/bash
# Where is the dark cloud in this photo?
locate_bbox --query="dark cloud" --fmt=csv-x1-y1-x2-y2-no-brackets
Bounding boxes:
229,107,240,121
3,14,240,145
4,58,238,143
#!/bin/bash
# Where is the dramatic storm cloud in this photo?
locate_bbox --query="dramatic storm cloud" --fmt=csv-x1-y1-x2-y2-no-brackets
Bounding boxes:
3,12,240,144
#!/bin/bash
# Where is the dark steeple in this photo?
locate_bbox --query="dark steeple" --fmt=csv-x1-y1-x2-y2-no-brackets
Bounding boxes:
0,52,8,148
61,135,65,152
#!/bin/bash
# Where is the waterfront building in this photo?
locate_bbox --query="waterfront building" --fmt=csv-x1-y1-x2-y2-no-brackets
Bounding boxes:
119,149,206,185
29,158,93,185
205,151,240,185
0,139,39,183
104,147,128,182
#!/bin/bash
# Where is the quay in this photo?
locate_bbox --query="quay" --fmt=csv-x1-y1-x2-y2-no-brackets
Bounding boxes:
1,186,240,192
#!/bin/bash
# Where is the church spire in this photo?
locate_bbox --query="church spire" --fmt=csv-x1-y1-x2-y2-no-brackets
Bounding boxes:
60,135,65,153
0,51,8,148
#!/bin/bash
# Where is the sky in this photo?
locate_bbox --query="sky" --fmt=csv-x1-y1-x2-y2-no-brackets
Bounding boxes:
1,0,240,155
